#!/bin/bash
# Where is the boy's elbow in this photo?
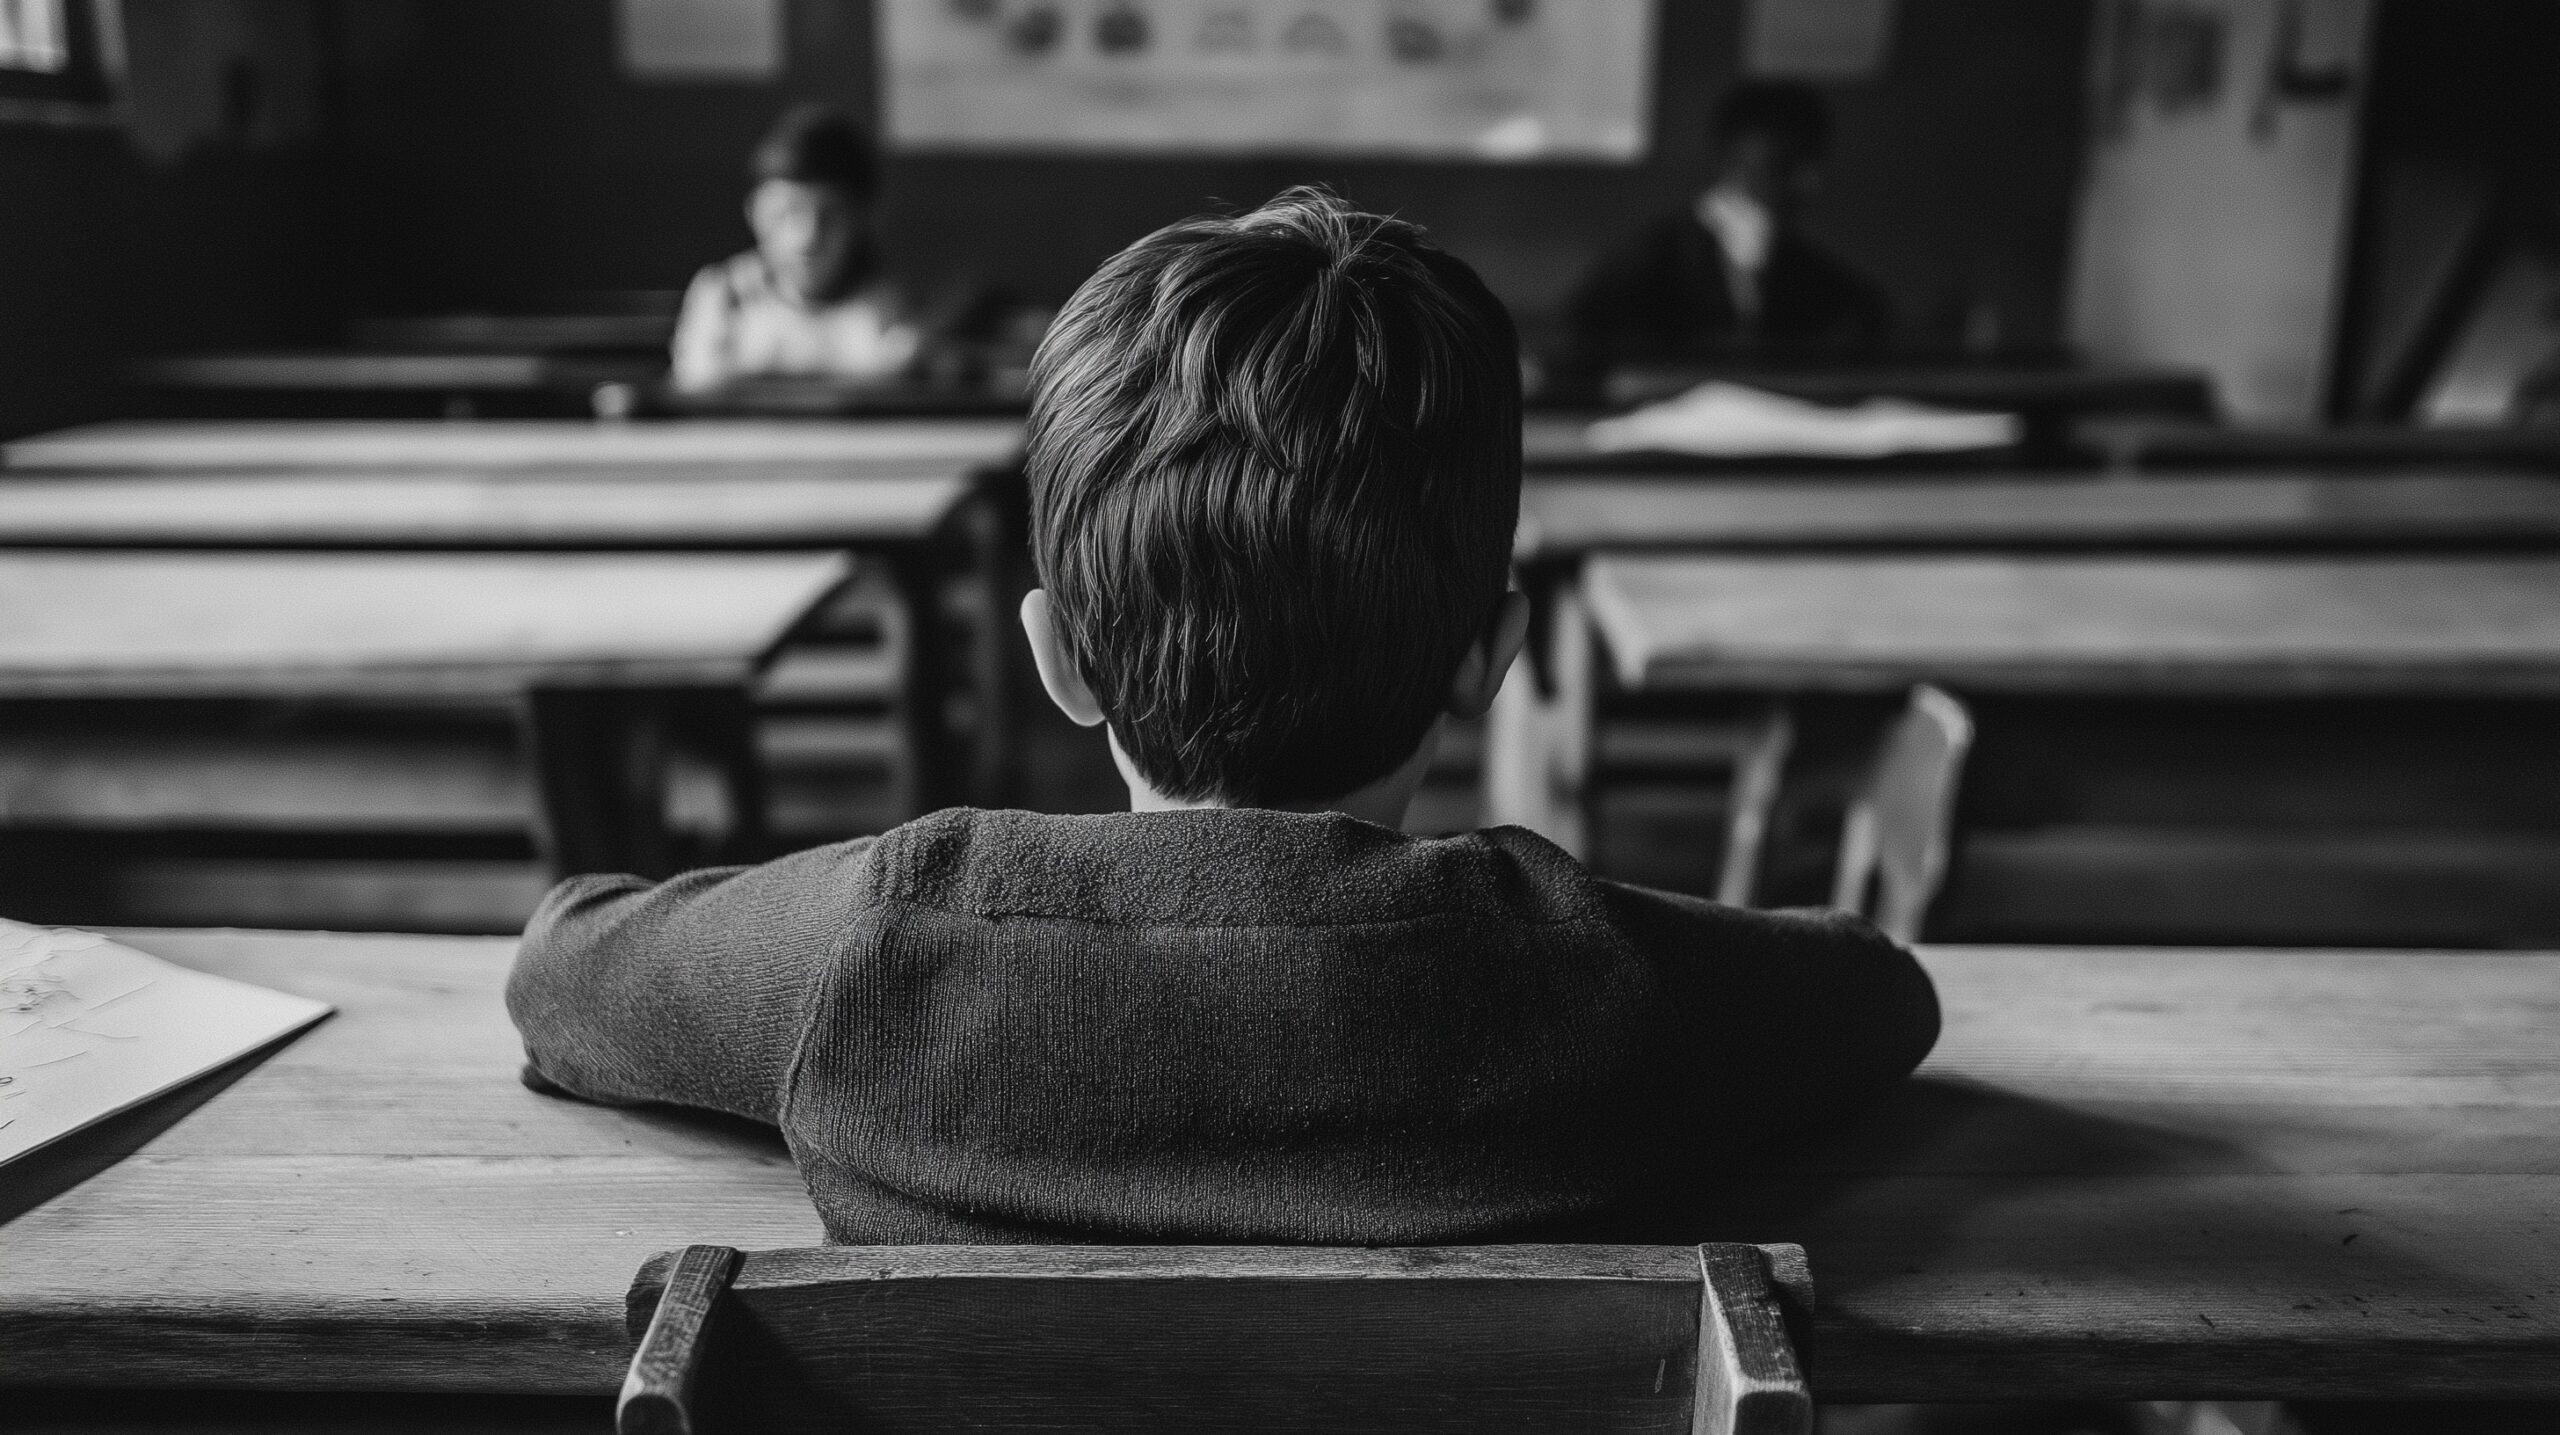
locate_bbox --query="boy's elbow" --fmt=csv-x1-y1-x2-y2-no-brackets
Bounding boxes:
1828,911,1944,1083
504,872,658,1076
1880,944,1943,1081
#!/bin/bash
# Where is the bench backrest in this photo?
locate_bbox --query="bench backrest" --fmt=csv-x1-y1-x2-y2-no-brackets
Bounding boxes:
621,1242,1812,1435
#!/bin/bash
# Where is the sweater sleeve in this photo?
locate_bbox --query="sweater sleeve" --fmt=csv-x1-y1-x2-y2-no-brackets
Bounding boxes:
502,837,880,1124
1601,882,1941,1152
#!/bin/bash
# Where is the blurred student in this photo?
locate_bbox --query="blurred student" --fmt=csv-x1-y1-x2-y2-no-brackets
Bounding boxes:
670,105,925,391
1565,80,1891,381
511,189,1937,1245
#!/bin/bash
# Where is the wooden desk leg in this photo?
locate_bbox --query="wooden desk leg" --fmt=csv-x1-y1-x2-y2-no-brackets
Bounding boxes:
1484,580,1594,858
525,689,672,879
669,687,767,865
524,688,759,880
951,476,1028,809
885,554,960,817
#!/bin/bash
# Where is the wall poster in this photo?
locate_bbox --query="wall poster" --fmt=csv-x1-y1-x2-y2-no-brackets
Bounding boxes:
882,0,1657,162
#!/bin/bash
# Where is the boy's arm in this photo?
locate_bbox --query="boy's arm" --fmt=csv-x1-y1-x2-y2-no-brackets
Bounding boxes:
668,262,734,393
503,839,880,1124
1601,882,1941,1149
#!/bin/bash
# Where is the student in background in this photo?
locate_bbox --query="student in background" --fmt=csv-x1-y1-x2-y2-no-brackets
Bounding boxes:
1563,80,1891,384
510,189,1937,1246
670,105,925,392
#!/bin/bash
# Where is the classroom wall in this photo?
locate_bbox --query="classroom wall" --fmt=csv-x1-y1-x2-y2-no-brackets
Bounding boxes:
327,0,2092,352
2065,0,2374,422
0,0,335,440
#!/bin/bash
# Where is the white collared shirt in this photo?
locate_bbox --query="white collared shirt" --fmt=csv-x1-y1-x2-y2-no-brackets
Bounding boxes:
1694,185,1776,319
671,251,924,391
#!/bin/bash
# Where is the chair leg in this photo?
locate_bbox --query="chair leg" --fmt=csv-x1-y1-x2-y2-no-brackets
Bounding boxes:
1485,584,1594,856
523,689,678,880
1714,704,1795,908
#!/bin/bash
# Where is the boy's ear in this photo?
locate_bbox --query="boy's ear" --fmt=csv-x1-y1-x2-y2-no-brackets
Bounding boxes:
1446,589,1533,721
1020,589,1108,728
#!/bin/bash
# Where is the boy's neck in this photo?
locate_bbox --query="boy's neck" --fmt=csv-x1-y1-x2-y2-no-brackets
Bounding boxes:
1111,724,1440,831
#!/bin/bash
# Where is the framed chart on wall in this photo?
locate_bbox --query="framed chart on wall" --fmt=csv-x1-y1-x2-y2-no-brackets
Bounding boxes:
881,0,1657,162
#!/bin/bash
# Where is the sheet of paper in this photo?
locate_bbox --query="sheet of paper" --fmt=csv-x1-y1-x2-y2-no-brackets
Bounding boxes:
1585,380,2021,459
0,919,331,1165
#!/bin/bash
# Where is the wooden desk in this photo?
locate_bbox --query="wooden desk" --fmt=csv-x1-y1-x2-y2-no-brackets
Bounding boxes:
2,418,1026,473
1,929,2548,1402
0,552,848,874
1517,471,2560,559
134,352,596,392
0,468,972,550
1581,554,2560,695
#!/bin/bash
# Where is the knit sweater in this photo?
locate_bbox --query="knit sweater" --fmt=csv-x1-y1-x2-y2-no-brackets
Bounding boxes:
506,807,1939,1245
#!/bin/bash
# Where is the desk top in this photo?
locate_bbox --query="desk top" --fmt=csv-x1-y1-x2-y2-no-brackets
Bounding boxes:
2084,419,2560,470
0,551,849,698
1518,471,2560,557
1585,553,2560,694
0,932,2550,1402
2,419,1026,473
132,352,577,392
0,468,972,550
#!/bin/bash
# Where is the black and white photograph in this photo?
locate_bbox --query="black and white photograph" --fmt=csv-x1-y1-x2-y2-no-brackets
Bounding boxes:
1,3,2554,1433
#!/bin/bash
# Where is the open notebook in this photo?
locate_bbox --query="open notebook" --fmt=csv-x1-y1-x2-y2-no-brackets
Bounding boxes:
0,919,332,1165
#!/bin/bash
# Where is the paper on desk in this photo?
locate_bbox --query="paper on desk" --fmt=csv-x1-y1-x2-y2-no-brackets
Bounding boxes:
1585,380,2022,458
0,918,330,1165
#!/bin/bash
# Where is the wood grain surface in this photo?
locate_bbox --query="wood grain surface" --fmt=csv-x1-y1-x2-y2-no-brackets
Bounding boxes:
0,933,2551,1402
0,469,970,549
0,551,850,697
1,418,1025,472
1584,554,2560,694
1518,472,2560,557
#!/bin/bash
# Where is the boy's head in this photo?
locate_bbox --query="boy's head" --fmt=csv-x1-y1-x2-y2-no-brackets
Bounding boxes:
1023,188,1526,812
1708,80,1833,217
746,105,878,302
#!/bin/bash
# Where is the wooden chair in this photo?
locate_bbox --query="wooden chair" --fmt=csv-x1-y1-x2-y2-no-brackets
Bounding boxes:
619,1242,1814,1435
1828,685,1974,943
1486,579,1795,894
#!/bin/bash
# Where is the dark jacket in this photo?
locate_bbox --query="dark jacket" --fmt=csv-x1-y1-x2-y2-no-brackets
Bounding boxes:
1566,208,1893,372
506,807,1938,1245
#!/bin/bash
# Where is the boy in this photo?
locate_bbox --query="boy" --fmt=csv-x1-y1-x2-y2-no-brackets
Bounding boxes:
1564,80,1891,383
669,105,925,391
510,189,1938,1245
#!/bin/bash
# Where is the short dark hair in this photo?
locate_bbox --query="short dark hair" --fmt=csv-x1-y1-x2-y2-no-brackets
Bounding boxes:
1027,187,1522,805
1712,80,1833,156
750,104,877,200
